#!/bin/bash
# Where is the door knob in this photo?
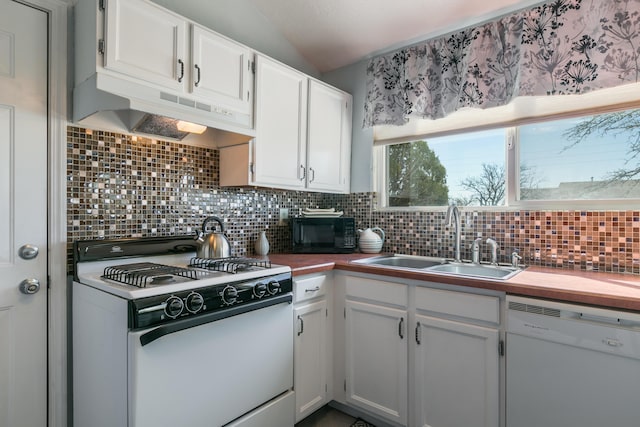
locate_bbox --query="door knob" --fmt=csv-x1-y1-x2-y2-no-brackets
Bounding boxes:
19,278,40,295
18,244,39,260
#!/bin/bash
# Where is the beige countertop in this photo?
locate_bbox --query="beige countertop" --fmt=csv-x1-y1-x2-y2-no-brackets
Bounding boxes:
267,253,640,312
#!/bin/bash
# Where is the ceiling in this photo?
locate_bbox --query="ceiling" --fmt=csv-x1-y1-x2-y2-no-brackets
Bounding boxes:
247,0,544,73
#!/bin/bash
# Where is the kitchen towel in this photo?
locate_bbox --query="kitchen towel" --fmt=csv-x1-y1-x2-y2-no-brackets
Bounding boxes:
301,207,344,217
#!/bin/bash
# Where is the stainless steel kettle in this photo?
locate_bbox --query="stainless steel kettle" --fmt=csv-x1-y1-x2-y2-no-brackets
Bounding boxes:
194,216,231,258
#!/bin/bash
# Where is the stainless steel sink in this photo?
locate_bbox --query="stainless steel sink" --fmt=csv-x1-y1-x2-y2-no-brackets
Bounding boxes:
353,255,524,280
427,262,522,279
352,255,445,270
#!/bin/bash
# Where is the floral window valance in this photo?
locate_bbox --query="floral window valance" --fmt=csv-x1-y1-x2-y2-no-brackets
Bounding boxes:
364,0,640,127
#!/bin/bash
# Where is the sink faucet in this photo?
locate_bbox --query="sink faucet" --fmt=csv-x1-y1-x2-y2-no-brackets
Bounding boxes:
445,204,461,263
471,238,482,264
486,238,499,265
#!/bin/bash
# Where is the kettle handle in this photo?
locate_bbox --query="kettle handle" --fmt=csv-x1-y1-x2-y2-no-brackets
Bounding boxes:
371,227,385,243
201,216,225,233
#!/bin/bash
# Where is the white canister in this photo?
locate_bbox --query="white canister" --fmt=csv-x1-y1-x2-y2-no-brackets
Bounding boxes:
357,227,385,253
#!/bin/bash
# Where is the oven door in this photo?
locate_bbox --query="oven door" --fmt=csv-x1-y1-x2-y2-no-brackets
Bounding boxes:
127,298,293,427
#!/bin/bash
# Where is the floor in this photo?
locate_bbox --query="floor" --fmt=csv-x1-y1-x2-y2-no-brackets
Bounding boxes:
295,406,357,427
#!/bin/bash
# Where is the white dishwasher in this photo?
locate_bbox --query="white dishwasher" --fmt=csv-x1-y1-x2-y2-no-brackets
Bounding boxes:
506,295,640,427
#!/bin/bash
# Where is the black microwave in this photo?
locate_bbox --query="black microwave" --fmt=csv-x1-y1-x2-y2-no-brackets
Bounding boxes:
291,217,356,254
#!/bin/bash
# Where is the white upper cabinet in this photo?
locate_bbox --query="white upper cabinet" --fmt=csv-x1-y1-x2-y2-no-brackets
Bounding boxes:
104,0,188,90
239,54,351,193
81,0,255,133
253,54,308,190
191,25,253,115
104,0,255,112
307,80,352,193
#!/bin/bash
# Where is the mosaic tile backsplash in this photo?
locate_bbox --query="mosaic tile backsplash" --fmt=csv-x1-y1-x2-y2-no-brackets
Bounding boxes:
67,126,640,275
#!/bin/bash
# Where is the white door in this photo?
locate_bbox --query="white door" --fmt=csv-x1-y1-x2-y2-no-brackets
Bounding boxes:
306,80,351,193
104,0,188,90
345,300,408,425
0,1,48,426
414,314,499,427
294,299,327,422
254,54,307,190
191,24,253,114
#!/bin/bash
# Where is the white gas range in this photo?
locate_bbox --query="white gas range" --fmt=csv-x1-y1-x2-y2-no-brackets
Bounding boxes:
72,236,295,427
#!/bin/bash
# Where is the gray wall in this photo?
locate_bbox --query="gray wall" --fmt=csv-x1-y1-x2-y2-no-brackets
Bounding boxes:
151,0,320,77
323,60,373,193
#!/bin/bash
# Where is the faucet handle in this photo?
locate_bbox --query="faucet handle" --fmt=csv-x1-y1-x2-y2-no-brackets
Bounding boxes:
511,249,523,268
471,237,483,264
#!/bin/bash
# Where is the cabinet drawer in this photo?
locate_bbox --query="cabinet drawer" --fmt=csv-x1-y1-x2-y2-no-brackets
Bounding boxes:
415,287,499,325
294,275,329,303
345,276,407,307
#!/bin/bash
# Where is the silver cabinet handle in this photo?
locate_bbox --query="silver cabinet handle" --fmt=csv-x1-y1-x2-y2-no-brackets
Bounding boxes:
305,286,320,293
194,64,201,87
19,244,39,260
299,165,306,181
177,59,185,82
309,167,315,183
19,278,40,295
297,315,304,336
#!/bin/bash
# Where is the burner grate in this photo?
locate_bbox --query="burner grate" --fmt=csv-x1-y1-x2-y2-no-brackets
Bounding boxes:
102,262,199,288
189,257,272,274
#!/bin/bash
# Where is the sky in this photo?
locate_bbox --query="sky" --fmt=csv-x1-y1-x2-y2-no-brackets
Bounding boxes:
422,118,632,201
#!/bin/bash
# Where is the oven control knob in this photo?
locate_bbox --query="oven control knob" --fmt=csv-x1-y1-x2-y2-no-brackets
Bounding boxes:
186,292,204,313
164,296,184,318
267,280,281,295
253,282,267,298
222,285,238,305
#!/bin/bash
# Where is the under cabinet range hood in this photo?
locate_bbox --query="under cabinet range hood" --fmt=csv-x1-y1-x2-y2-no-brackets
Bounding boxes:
72,72,255,146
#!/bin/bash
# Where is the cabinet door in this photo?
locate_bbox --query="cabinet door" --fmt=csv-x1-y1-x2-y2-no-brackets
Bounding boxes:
191,25,253,115
413,314,499,427
104,0,187,90
254,55,307,189
345,300,408,425
294,300,328,423
306,80,351,193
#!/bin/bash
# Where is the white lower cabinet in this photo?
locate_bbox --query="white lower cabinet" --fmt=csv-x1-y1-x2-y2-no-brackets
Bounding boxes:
412,315,499,427
343,276,409,425
345,300,408,425
294,300,328,421
336,274,501,427
411,286,500,427
293,274,332,423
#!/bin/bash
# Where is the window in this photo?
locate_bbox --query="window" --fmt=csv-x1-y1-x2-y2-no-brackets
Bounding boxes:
382,129,506,207
378,108,640,209
518,112,640,202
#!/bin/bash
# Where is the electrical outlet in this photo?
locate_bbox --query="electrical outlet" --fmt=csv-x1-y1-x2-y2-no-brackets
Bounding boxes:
278,208,289,226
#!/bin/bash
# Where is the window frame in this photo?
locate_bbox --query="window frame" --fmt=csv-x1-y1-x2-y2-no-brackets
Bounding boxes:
375,111,640,211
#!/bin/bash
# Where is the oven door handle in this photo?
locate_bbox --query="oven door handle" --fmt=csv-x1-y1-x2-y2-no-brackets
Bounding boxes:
139,294,292,346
